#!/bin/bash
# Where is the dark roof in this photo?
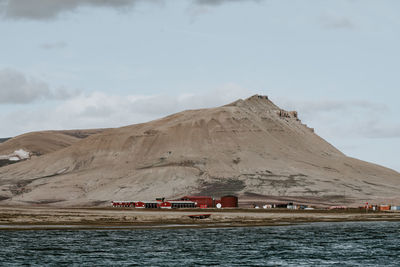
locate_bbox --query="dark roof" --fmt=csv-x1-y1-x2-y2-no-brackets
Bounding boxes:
181,196,212,199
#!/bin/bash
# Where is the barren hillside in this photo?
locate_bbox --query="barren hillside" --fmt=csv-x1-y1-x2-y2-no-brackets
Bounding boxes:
0,95,399,207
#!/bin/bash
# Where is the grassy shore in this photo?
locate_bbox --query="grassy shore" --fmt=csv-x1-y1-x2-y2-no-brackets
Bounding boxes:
1,206,399,230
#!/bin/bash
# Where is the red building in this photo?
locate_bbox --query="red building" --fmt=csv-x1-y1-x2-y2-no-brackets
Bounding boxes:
160,202,172,209
135,201,145,208
178,196,214,208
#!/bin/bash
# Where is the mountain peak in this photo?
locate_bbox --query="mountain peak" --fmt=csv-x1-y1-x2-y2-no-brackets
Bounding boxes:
226,94,278,109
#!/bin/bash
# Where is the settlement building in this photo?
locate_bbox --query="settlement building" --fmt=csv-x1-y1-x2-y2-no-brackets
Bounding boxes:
111,195,239,209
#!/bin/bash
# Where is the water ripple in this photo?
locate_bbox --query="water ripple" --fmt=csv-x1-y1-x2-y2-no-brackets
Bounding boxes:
0,221,399,266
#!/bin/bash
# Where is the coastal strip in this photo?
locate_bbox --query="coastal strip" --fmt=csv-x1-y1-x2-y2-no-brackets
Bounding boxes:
1,206,400,230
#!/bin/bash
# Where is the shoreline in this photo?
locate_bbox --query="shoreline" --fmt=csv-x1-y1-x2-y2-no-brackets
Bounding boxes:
1,206,400,230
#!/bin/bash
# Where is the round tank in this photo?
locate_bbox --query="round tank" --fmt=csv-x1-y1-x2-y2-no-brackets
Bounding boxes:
221,195,238,208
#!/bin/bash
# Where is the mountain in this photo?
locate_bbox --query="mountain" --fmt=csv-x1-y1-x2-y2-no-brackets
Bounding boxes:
0,95,399,207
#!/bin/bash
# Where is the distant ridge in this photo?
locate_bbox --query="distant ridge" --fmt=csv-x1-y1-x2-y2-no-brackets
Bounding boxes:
0,129,107,156
0,129,108,168
0,138,11,144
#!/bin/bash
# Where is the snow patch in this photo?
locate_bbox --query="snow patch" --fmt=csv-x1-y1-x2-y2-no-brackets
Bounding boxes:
9,156,20,161
14,149,30,160
56,168,68,174
0,149,31,162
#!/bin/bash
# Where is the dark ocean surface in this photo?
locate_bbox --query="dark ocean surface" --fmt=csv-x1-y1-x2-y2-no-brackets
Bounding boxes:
0,221,399,266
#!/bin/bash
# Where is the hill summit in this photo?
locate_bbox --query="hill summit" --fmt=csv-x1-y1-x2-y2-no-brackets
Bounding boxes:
0,95,399,207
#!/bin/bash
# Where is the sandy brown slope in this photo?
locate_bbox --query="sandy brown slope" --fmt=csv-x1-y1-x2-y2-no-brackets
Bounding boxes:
0,95,399,207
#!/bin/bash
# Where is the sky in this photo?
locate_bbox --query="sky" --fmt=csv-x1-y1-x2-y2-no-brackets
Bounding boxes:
0,0,399,172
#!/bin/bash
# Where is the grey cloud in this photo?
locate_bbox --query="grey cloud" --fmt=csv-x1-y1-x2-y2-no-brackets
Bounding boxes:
0,0,162,20
360,120,400,139
276,97,397,139
194,0,263,6
51,87,81,100
0,69,80,104
305,100,387,113
40,41,67,50
278,99,388,117
0,69,50,104
371,127,400,139
0,0,261,20
319,15,355,30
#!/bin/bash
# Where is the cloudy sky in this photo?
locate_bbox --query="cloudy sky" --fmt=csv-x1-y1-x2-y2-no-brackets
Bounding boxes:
0,0,399,171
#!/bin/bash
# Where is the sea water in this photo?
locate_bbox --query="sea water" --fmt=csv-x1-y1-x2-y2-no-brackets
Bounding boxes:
0,221,399,266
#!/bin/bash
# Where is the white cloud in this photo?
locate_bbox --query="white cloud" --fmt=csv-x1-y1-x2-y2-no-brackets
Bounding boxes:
0,83,253,136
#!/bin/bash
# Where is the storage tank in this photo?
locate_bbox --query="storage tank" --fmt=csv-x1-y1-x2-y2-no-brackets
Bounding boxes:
221,195,238,208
